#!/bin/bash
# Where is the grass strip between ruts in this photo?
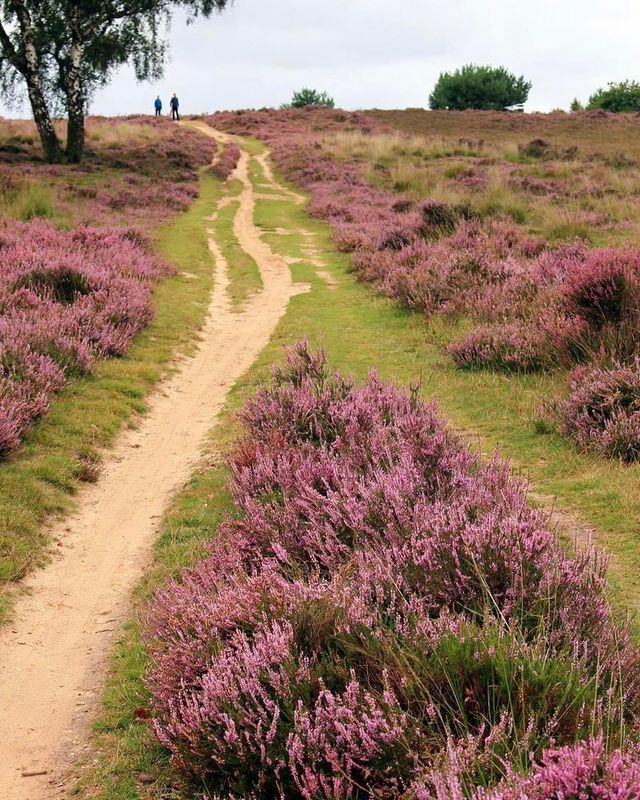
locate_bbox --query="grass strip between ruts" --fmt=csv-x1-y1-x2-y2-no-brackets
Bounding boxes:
0,175,221,623
78,140,640,799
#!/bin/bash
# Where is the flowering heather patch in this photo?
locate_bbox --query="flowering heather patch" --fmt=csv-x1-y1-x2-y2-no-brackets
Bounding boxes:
559,246,640,358
448,313,587,373
0,116,216,231
539,360,640,462
496,737,640,800
414,735,640,799
508,174,564,197
450,244,640,372
0,219,170,456
0,118,217,456
66,119,215,229
209,142,241,180
146,342,640,798
209,109,640,381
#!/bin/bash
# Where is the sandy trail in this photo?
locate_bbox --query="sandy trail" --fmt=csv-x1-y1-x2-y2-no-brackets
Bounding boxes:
0,124,306,799
255,152,305,203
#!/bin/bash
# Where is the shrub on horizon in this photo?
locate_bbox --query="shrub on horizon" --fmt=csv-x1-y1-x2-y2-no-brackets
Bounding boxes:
588,80,640,112
287,88,336,109
429,64,531,111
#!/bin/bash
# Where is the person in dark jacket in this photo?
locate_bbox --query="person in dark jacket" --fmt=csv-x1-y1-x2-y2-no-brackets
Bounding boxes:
154,96,162,116
170,93,180,120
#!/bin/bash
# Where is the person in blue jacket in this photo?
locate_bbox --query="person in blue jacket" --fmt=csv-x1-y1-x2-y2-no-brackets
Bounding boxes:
170,93,180,121
154,96,162,116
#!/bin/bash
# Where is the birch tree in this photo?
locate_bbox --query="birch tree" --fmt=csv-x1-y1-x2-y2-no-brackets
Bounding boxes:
0,1,231,163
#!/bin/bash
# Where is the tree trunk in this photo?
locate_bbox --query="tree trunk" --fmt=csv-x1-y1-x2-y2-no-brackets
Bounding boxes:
65,84,84,163
1,2,63,163
65,7,85,163
26,79,63,163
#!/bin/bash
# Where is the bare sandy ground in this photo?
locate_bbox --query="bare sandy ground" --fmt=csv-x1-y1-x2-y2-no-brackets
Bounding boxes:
0,123,307,799
0,121,626,800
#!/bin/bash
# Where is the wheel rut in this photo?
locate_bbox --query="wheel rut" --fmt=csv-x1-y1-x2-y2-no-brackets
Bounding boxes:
0,123,308,799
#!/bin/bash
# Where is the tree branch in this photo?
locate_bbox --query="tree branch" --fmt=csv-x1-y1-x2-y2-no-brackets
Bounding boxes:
0,15,24,72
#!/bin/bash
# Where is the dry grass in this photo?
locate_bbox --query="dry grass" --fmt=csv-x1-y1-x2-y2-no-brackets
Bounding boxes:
540,206,596,242
85,119,162,146
318,110,640,245
0,117,37,138
371,109,640,159
0,116,163,156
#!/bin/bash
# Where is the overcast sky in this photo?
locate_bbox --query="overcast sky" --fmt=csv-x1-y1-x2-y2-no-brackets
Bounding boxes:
3,0,640,117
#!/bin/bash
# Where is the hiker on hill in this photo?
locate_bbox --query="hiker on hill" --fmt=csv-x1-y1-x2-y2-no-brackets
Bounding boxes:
154,96,162,116
170,93,180,121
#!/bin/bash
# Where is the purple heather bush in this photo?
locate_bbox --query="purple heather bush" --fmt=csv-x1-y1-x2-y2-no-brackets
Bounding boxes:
500,737,640,800
0,118,214,457
448,313,587,373
540,359,640,462
209,142,242,180
413,735,640,799
210,110,640,381
0,219,170,456
146,342,640,798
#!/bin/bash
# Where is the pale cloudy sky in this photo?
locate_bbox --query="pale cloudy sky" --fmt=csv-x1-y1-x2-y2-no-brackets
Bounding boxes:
4,0,640,116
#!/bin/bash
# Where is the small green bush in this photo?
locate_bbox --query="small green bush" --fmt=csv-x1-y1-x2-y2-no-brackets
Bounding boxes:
587,80,640,112
429,64,531,111
288,88,335,109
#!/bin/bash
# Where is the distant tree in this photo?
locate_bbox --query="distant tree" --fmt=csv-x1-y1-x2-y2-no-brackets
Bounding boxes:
570,97,584,112
429,64,531,111
289,88,335,109
587,80,640,112
0,1,232,163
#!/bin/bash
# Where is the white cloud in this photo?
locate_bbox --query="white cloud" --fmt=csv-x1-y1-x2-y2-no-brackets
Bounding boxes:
2,0,640,117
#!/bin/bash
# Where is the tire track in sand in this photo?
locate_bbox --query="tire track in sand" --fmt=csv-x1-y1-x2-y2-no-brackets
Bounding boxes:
0,123,308,799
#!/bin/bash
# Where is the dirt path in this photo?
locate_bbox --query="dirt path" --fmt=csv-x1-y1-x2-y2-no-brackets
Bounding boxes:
0,124,307,799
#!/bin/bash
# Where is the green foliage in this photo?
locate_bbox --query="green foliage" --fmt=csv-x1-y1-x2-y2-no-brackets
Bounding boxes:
289,88,335,109
0,1,232,161
14,184,56,220
429,64,531,111
587,80,640,112
570,97,584,112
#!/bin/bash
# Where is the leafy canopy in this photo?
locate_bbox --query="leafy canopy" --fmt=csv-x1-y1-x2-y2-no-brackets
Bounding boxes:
587,80,640,113
289,88,335,109
0,1,231,109
429,64,531,111
0,1,232,161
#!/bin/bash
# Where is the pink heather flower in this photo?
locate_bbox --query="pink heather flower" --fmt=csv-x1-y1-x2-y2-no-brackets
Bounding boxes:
553,359,640,462
145,341,640,798
0,218,170,456
210,143,241,180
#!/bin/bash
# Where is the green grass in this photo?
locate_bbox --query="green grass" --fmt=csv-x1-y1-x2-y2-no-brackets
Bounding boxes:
14,182,57,220
0,179,60,222
0,175,221,622
249,155,270,189
77,140,640,799
216,197,263,307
